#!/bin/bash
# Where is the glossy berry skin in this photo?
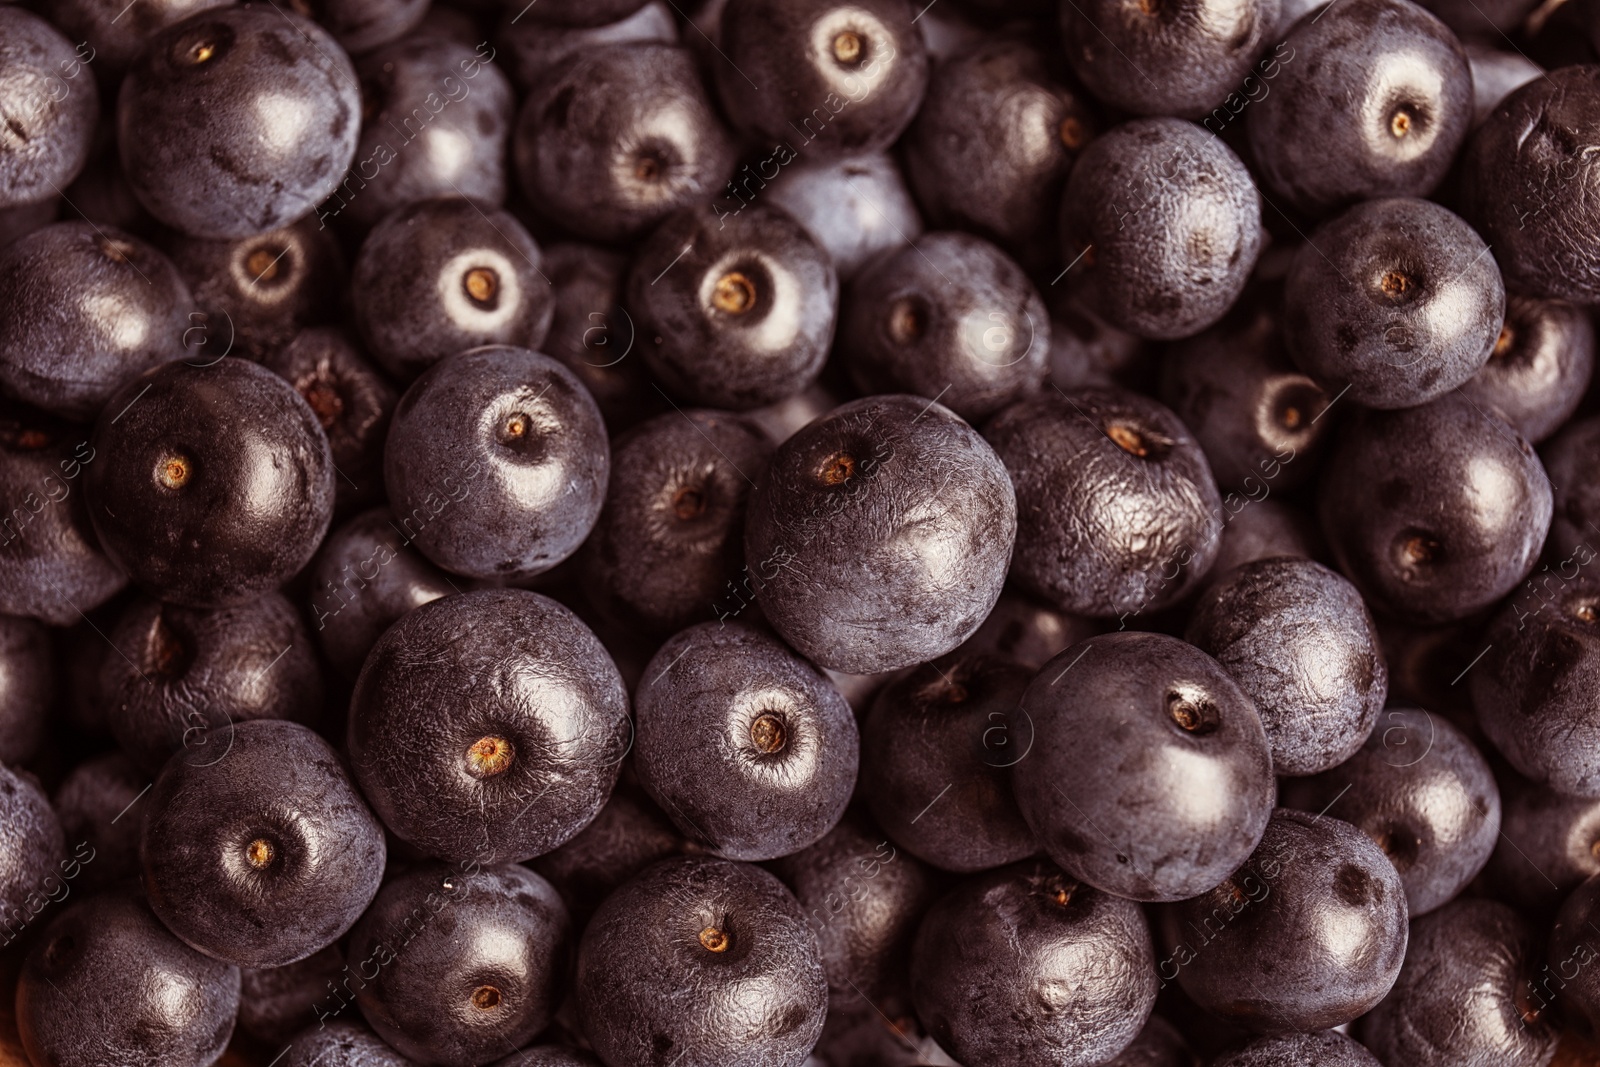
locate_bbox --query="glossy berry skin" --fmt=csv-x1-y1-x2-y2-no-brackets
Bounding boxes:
1285,198,1504,410
840,231,1049,422
1247,0,1471,216
1472,574,1600,797
295,0,429,54
281,1021,416,1067
0,764,66,931
141,720,386,967
1061,118,1260,340
353,198,553,383
0,404,125,625
499,3,678,92
745,394,1016,674
341,37,514,231
540,243,661,432
529,783,684,928
1544,414,1600,561
1160,300,1331,493
515,43,736,243
1213,1031,1382,1067
1016,633,1273,902
1457,294,1594,444
86,357,337,608
53,754,145,892
861,652,1038,872
715,0,929,159
581,409,771,634
1467,44,1543,126
1187,558,1386,776
348,863,570,1067
518,0,652,26
1317,393,1551,623
1359,899,1557,1066
627,203,838,410
576,855,827,1067
490,1048,601,1067
1548,874,1600,1033
987,388,1223,619
1103,1016,1195,1067
1062,0,1280,118
308,507,457,678
1460,67,1600,304
1285,708,1499,915
635,621,858,861
48,0,233,73
384,345,607,580
118,6,361,238
1488,782,1600,911
902,38,1094,268
101,592,323,775
763,155,921,285
0,222,193,420
17,892,241,1067
0,615,50,765
1160,809,1409,1032
0,9,97,209
260,326,398,516
348,589,630,864
911,858,1157,1067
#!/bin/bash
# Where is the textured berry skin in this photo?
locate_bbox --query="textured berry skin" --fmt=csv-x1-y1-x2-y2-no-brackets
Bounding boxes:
1187,558,1386,776
141,720,386,968
1015,633,1274,902
0,8,98,208
348,589,630,864
861,652,1039,872
1359,899,1558,1066
1284,198,1503,410
1212,1031,1382,1067
1060,118,1260,340
1246,0,1472,216
17,892,241,1067
575,855,828,1067
1103,1016,1195,1066
1318,393,1551,623
986,388,1223,618
118,6,361,238
744,393,1016,674
0,614,50,765
352,198,553,383
281,1020,417,1067
348,862,571,1067
1160,809,1409,1033
627,203,839,411
1456,294,1594,444
0,222,193,421
635,621,858,861
489,1048,602,1067
910,859,1158,1067
0,764,67,934
383,345,608,581
86,357,337,608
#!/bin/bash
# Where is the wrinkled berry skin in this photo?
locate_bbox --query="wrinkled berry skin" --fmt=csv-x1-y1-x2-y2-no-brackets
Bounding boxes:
118,6,361,238
141,720,386,967
1213,1031,1382,1067
1544,414,1600,562
911,858,1158,1067
1318,393,1551,623
576,856,828,1067
1247,0,1472,216
1457,294,1593,444
0,764,66,931
1285,708,1500,915
1187,558,1386,776
1284,198,1503,410
281,1020,416,1067
348,862,571,1067
1061,118,1260,340
0,615,50,765
1016,633,1274,902
53,753,146,892
0,9,98,209
582,410,771,635
1460,66,1600,304
17,892,241,1067
715,0,930,159
515,43,737,243
840,231,1049,423
348,589,630,864
1160,809,1409,1033
1488,782,1600,911
0,222,193,420
745,394,1016,674
101,592,324,775
353,198,553,383
0,404,125,625
1359,899,1558,1066
862,652,1039,873
384,345,607,580
987,388,1223,619
86,357,337,608
1063,0,1280,118
627,203,838,410
635,621,858,861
